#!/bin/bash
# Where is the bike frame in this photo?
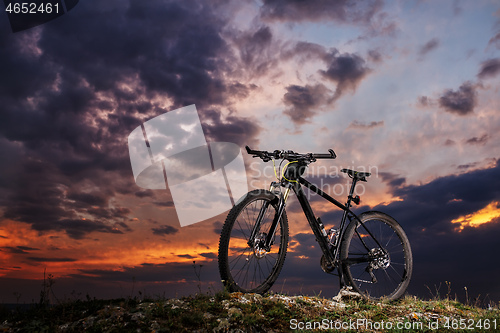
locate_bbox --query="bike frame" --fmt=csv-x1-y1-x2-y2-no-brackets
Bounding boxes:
248,168,386,288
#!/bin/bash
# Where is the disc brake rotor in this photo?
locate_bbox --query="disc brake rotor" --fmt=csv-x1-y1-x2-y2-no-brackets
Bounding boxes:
253,233,268,258
369,248,390,269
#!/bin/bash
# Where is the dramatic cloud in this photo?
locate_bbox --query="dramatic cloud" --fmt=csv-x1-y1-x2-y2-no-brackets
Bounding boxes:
200,109,261,145
320,51,371,98
259,0,383,24
379,159,500,235
1,246,40,254
457,162,479,170
438,82,477,115
465,134,489,145
477,58,500,79
230,26,279,79
379,172,406,188
0,1,262,240
281,44,371,118
1,0,499,305
375,161,500,300
151,225,179,236
282,84,331,125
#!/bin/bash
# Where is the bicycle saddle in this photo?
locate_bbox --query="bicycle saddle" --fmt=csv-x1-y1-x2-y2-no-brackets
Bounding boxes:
341,169,371,182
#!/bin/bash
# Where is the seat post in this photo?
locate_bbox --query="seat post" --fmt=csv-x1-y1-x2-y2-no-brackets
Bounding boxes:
346,177,358,208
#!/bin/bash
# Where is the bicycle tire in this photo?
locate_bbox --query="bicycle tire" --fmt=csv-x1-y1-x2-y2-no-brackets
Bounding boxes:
218,189,289,294
340,211,412,300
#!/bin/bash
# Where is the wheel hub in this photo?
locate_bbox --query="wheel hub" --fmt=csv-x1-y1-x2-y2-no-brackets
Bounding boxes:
369,248,390,269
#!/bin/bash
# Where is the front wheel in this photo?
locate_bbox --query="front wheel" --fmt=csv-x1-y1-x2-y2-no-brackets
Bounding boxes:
340,211,413,300
218,190,289,294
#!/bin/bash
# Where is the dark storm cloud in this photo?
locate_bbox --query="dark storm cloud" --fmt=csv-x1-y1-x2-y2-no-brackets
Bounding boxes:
230,26,279,79
199,252,217,259
320,51,371,98
27,257,78,262
281,41,329,63
0,1,263,238
281,43,371,124
259,0,383,24
438,82,477,115
372,161,500,300
282,84,331,125
67,192,107,207
418,38,440,57
379,172,406,188
477,58,500,79
465,134,489,145
177,254,196,259
151,225,179,236
376,159,500,235
1,160,132,239
200,109,261,145
50,219,125,240
1,246,40,254
457,162,479,170
281,44,371,125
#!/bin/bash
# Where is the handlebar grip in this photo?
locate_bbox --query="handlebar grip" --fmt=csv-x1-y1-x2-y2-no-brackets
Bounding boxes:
245,145,264,156
245,146,272,161
312,149,336,159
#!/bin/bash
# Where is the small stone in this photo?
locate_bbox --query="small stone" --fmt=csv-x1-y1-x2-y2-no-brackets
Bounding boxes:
228,307,242,317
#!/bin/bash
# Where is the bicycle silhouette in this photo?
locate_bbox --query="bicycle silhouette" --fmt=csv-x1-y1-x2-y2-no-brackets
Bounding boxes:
218,146,412,300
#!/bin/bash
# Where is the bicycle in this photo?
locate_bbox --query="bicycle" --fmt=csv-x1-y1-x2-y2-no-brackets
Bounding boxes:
218,146,413,301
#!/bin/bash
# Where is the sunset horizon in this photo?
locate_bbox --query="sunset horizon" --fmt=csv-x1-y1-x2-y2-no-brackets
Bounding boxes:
1,0,500,305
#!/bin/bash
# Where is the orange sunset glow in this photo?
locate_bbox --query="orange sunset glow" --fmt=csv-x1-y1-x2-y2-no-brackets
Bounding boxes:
451,201,500,231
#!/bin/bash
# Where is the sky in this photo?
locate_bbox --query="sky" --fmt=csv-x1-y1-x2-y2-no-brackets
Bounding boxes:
0,0,500,304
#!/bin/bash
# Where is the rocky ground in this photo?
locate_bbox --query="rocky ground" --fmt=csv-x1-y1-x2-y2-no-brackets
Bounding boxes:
1,290,499,332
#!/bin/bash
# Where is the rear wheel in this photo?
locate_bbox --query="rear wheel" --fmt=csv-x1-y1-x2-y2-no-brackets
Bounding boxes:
218,190,289,293
341,211,412,300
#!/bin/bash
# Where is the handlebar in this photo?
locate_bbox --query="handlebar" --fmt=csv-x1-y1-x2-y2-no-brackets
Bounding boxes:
245,146,336,162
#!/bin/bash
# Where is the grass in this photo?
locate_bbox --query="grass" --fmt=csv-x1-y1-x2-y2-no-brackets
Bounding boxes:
1,290,499,332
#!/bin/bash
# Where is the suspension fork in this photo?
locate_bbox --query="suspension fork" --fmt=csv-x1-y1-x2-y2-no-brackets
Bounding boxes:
247,184,291,249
